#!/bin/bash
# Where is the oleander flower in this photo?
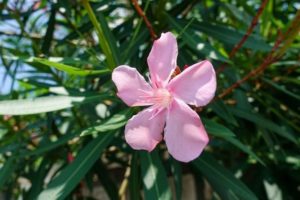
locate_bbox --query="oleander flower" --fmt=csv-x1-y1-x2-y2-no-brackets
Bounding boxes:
112,32,216,162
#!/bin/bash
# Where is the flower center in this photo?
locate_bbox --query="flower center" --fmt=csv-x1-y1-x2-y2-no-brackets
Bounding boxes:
152,88,173,107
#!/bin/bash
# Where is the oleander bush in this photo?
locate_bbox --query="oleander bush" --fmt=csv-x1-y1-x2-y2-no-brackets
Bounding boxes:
0,0,299,199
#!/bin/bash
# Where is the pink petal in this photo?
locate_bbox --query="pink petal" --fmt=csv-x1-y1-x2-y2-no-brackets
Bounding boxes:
147,32,178,88
164,99,209,162
168,60,216,107
112,65,153,107
125,106,166,152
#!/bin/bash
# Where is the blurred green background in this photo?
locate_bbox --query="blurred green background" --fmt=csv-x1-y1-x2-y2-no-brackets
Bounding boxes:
0,0,299,199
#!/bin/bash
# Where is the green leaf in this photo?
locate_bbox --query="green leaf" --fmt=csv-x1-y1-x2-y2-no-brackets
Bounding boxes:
262,78,300,101
41,4,56,55
226,137,264,165
209,101,238,126
203,118,264,165
229,107,298,144
82,0,120,69
193,153,258,200
94,161,119,200
97,12,120,65
190,22,271,51
203,118,235,138
23,132,78,157
0,157,17,189
37,133,115,200
26,158,52,199
0,126,8,140
0,94,109,115
140,151,172,200
80,109,132,137
164,13,230,62
169,158,182,200
33,57,110,76
129,152,141,200
0,143,20,155
122,28,148,62
223,3,252,25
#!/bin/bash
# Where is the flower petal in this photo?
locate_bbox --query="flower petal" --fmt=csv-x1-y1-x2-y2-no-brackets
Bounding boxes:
164,99,209,162
112,65,153,106
147,32,178,88
168,60,216,107
125,106,166,152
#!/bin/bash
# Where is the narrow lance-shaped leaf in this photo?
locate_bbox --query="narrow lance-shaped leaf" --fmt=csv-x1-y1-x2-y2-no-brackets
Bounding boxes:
41,3,56,55
129,152,141,200
22,132,78,157
80,108,133,137
26,158,52,199
193,153,258,200
140,151,172,200
262,78,300,101
82,0,120,69
0,157,17,189
37,133,115,200
203,118,265,165
164,12,230,62
0,94,110,115
33,57,110,76
2,55,110,76
190,22,271,51
229,107,298,144
169,158,182,200
209,101,238,127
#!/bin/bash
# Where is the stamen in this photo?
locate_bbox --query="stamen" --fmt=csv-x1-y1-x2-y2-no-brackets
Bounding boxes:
136,88,172,107
152,88,173,108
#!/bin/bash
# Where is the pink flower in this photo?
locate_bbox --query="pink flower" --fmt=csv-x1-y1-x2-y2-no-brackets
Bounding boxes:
112,32,216,162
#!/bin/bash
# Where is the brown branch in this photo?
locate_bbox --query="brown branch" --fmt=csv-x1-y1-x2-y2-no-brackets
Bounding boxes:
131,0,157,41
218,57,275,99
217,0,269,74
218,32,285,99
218,9,300,99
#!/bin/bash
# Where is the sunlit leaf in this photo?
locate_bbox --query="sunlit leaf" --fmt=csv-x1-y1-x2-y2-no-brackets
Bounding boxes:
140,151,172,200
37,133,115,200
80,109,132,137
33,58,110,76
0,94,110,115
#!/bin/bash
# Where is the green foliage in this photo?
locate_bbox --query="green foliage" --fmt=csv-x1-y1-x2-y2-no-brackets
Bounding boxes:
37,133,114,200
193,153,258,200
140,151,172,200
0,0,299,199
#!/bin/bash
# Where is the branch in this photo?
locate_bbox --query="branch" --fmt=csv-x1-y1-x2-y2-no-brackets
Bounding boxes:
131,0,157,41
218,55,275,99
217,0,269,73
218,5,300,99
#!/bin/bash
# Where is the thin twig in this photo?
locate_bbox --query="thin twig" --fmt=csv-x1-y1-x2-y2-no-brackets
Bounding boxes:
217,0,269,73
218,9,300,99
131,0,157,41
218,32,285,99
218,57,275,99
